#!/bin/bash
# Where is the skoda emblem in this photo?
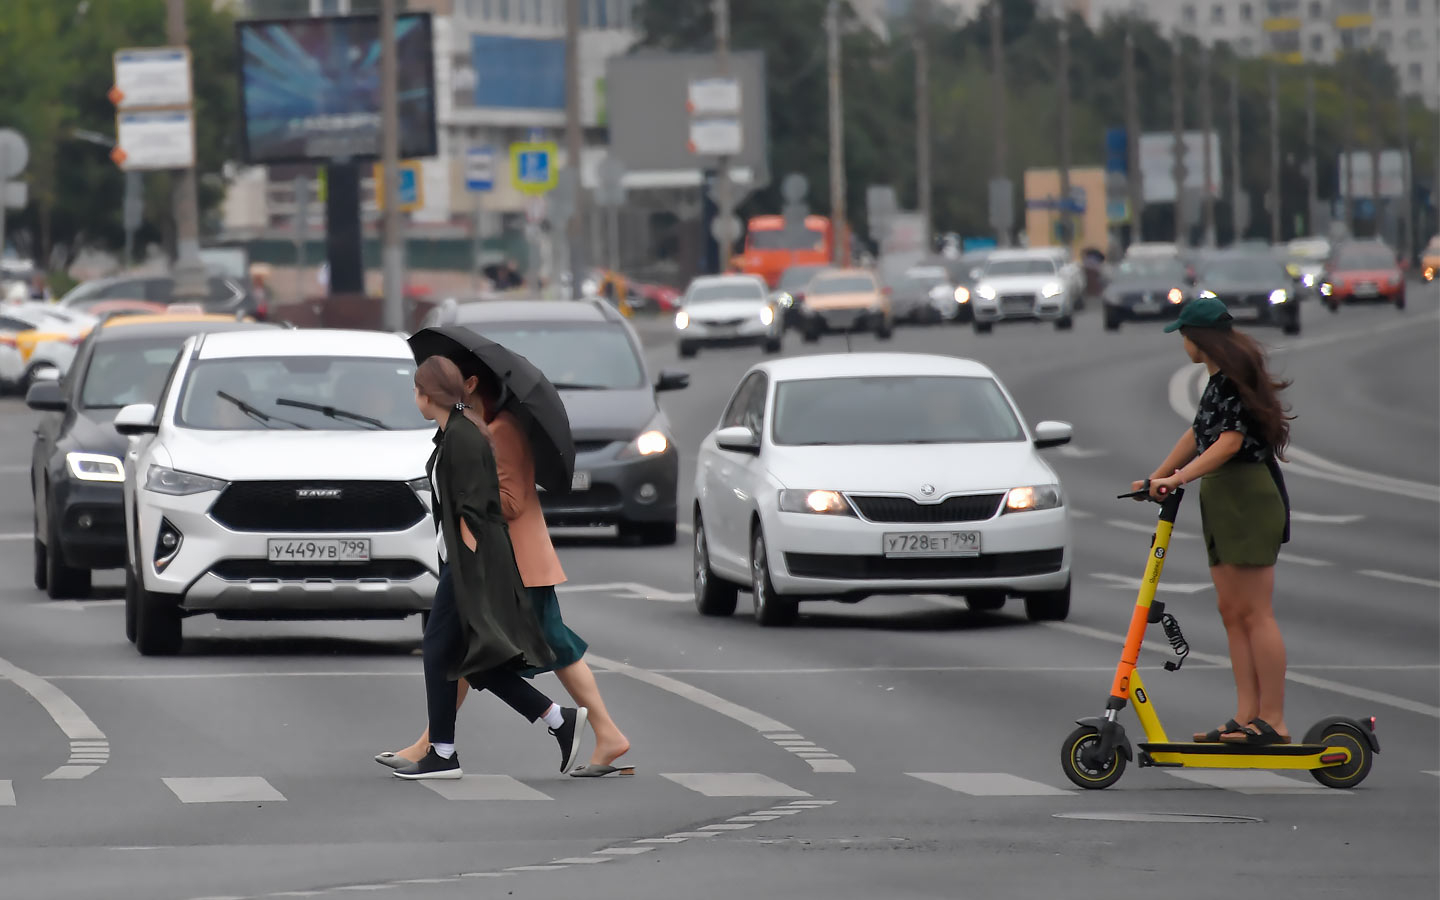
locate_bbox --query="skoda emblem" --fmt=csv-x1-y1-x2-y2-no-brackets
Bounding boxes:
919,484,936,496
296,488,343,500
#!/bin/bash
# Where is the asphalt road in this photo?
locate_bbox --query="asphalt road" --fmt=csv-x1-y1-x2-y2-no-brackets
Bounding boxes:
2,287,1437,900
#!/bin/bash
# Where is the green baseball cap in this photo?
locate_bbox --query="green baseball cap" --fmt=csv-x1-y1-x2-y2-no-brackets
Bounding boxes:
1163,296,1233,332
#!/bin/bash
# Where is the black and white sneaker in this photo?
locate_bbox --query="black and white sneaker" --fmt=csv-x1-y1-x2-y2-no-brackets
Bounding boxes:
392,748,462,780
549,706,589,775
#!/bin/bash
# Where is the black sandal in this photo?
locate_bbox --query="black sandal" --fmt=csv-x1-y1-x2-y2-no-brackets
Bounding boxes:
1220,718,1291,745
1193,718,1244,743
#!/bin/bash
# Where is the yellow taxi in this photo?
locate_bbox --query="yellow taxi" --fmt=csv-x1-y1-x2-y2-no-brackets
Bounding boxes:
0,304,94,392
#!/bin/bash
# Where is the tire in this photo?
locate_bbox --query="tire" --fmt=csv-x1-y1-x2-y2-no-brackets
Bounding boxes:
45,508,91,600
751,527,797,627
1304,723,1374,789
802,324,821,343
875,319,893,340
1060,725,1127,790
763,336,783,354
1281,312,1301,336
1054,315,1074,331
1327,298,1340,313
1024,580,1070,621
678,341,698,359
973,321,993,335
33,519,47,591
620,520,677,546
134,586,182,656
1103,308,1123,332
693,511,738,617
965,591,1006,612
123,565,138,644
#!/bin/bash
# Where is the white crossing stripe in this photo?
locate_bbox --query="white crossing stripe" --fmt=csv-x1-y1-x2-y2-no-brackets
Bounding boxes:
419,775,551,802
595,847,655,855
1,780,13,806
163,776,286,803
44,766,99,780
660,772,810,797
506,865,567,872
755,808,807,815
699,823,754,831
785,799,837,806
1165,770,1341,794
729,815,781,822
764,733,804,740
908,772,1070,797
552,856,615,863
807,758,856,773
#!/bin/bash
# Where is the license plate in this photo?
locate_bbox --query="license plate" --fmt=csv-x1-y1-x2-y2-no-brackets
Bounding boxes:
1355,283,1377,297
1135,300,1160,313
571,471,591,491
267,539,371,562
883,531,982,558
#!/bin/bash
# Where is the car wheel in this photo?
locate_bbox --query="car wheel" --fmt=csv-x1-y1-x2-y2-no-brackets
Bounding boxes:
620,520,677,546
1327,298,1341,313
134,586,182,656
678,341,698,359
1055,315,1074,331
123,565,139,644
1282,311,1301,336
802,323,822,343
1395,292,1406,311
973,321,993,335
763,336,783,354
45,508,91,600
693,511,738,617
1103,308,1123,332
33,509,48,591
1024,580,1071,622
751,527,797,627
965,591,1006,612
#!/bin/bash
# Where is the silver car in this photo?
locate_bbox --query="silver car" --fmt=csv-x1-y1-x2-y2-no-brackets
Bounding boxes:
676,274,783,358
970,250,1078,333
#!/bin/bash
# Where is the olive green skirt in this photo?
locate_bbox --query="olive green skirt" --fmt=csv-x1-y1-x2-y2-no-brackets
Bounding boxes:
1198,461,1286,567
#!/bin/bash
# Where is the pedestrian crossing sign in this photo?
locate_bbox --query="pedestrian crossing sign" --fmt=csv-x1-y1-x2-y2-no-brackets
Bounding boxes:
511,141,559,196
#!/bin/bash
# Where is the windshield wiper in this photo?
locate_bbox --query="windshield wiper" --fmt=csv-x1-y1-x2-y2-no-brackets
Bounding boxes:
216,391,309,430
275,397,389,430
551,382,608,391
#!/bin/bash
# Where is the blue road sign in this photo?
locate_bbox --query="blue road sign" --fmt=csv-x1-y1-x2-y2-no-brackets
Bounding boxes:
1105,128,1128,174
466,146,495,192
397,166,419,207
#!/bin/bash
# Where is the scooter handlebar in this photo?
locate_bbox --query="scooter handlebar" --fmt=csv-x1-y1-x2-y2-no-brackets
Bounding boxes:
1116,478,1172,503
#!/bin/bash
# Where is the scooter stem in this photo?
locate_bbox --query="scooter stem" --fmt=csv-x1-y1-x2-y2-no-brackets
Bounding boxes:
1106,488,1185,709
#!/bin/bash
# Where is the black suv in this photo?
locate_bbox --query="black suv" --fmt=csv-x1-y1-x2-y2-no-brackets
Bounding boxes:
27,315,278,598
420,299,689,544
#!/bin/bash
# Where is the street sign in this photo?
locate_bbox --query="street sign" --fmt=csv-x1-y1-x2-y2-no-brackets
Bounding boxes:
781,173,809,203
111,47,192,110
373,161,423,212
595,154,627,208
113,109,195,170
547,168,578,224
988,177,1014,232
3,182,27,210
1105,127,1128,174
1025,186,1086,214
687,77,742,115
711,213,743,244
123,171,143,230
688,118,743,156
510,141,559,195
0,129,29,179
465,146,495,192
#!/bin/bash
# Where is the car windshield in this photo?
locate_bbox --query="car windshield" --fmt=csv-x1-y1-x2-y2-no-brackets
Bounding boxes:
1115,259,1186,280
748,228,825,251
177,356,428,430
772,375,1025,446
1203,258,1284,282
778,266,828,291
1287,241,1330,260
476,323,645,391
80,339,186,410
808,275,876,295
1334,248,1396,269
984,258,1056,277
688,281,766,303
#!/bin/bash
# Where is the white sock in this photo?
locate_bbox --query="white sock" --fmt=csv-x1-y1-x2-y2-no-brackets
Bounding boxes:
541,704,565,729
432,742,455,759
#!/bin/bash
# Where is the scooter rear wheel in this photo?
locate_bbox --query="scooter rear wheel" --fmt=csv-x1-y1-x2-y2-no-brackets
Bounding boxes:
1060,725,1126,790
1304,724,1373,789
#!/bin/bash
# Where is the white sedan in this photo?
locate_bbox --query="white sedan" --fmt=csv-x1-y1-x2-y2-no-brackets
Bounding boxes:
692,353,1073,626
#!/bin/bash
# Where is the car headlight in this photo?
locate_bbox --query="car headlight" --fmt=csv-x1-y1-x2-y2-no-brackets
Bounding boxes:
66,452,125,483
1041,281,1064,299
1268,288,1288,305
1003,484,1062,513
1199,290,1217,299
954,286,971,304
675,310,690,330
1167,288,1184,304
778,489,855,516
759,306,775,326
144,465,227,496
776,292,794,308
619,428,669,459
1319,282,1333,296
1301,273,1316,287
976,284,997,301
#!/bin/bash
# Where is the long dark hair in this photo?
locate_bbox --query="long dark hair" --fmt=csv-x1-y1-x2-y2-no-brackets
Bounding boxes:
1182,326,1293,459
414,356,489,438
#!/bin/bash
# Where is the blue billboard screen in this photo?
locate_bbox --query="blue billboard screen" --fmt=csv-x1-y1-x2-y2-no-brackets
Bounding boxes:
471,35,565,110
237,13,437,164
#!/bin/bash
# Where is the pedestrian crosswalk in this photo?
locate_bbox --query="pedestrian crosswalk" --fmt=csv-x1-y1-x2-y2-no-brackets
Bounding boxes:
905,770,1342,796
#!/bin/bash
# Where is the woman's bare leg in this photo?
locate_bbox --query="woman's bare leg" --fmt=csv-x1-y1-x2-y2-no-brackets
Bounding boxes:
555,660,630,766
1212,564,1261,729
1229,564,1288,737
393,680,471,762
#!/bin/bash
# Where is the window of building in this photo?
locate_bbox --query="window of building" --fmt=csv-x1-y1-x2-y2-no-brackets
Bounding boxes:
1376,0,1391,15
1308,0,1323,16
1237,36,1255,53
482,0,493,19
1310,33,1325,51
1183,4,1197,24
1406,27,1424,46
1408,62,1422,82
596,0,610,28
1403,0,1419,13
1240,1,1254,20
1212,3,1226,22
498,0,511,21
1376,29,1393,47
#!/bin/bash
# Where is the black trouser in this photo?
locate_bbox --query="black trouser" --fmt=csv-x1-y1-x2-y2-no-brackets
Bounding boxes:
424,563,552,745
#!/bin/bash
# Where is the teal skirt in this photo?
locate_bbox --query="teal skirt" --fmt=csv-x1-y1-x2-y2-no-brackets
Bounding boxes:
1198,461,1286,568
517,586,588,677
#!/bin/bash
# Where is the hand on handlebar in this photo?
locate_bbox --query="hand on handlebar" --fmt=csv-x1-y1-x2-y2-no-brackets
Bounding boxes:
1149,472,1183,500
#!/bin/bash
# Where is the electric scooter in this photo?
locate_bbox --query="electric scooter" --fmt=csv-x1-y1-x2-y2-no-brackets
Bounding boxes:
1060,480,1379,790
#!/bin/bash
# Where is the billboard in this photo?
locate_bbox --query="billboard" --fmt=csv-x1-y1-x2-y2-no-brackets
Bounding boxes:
471,35,565,110
236,13,437,164
1139,132,1222,204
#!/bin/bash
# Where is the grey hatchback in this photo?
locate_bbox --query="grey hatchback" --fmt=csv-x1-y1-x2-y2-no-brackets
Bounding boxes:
420,299,689,544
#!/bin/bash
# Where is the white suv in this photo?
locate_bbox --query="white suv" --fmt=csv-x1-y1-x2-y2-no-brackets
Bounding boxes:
971,250,1077,334
115,329,438,655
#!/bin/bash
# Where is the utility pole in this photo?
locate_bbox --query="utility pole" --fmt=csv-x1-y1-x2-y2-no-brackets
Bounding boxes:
826,0,847,266
913,0,932,234
1124,16,1143,243
1397,92,1411,262
1230,66,1243,239
1368,87,1383,242
164,0,206,300
1171,34,1186,249
713,0,735,272
1342,75,1355,234
1268,64,1281,244
379,0,403,330
1058,13,1072,252
1200,41,1215,247
1305,72,1318,236
565,0,587,298
990,0,1009,246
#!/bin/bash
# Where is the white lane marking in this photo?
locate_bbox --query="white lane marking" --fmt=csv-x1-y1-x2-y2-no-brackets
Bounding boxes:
44,766,99,780
1358,570,1440,591
0,533,30,542
506,865,567,872
559,583,692,603
908,772,1070,797
1277,552,1332,567
0,780,13,806
666,831,720,838
419,775,551,801
0,653,106,738
729,815,781,822
1423,771,1439,778
588,653,791,733
699,823,754,831
660,772,810,798
1290,512,1364,524
1046,620,1440,719
595,846,655,855
1166,770,1337,794
1106,518,1200,540
1092,572,1212,594
552,856,616,862
632,838,688,844
807,758,856,773
755,808,807,815
460,872,512,878
764,732,804,740
44,600,126,611
162,777,286,804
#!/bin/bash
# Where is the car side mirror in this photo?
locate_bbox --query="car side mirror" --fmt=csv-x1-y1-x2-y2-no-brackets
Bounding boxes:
113,403,159,436
1033,420,1073,450
25,379,66,412
656,370,689,392
715,425,760,454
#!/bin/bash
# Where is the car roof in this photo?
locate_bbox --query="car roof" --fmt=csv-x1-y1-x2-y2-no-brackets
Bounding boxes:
196,328,410,360
688,274,766,288
985,249,1057,261
754,353,998,382
811,268,875,278
93,317,274,343
450,300,621,325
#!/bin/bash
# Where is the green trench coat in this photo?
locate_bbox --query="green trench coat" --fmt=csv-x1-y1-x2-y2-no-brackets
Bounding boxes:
427,415,555,681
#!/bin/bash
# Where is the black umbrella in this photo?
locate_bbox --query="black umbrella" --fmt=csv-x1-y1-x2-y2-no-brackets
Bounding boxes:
408,325,576,494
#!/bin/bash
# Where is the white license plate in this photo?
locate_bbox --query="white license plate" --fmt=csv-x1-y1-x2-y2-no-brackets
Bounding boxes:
1135,300,1160,313
572,471,591,491
1355,283,1377,297
883,531,982,558
267,539,371,562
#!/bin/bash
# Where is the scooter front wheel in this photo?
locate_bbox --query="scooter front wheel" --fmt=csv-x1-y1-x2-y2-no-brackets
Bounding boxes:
1060,725,1127,790
1304,723,1373,789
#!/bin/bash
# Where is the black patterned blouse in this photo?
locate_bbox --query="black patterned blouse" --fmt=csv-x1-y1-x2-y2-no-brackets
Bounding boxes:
1192,372,1271,463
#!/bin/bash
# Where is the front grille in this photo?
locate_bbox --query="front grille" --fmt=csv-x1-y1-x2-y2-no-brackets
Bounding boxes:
1000,294,1035,314
784,549,1064,581
1120,292,1147,304
209,559,431,581
574,440,616,455
848,493,1004,524
540,483,623,512
701,317,748,328
209,481,426,533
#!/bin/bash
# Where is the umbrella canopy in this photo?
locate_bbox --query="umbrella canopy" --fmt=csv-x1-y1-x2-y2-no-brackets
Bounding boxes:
408,325,576,494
